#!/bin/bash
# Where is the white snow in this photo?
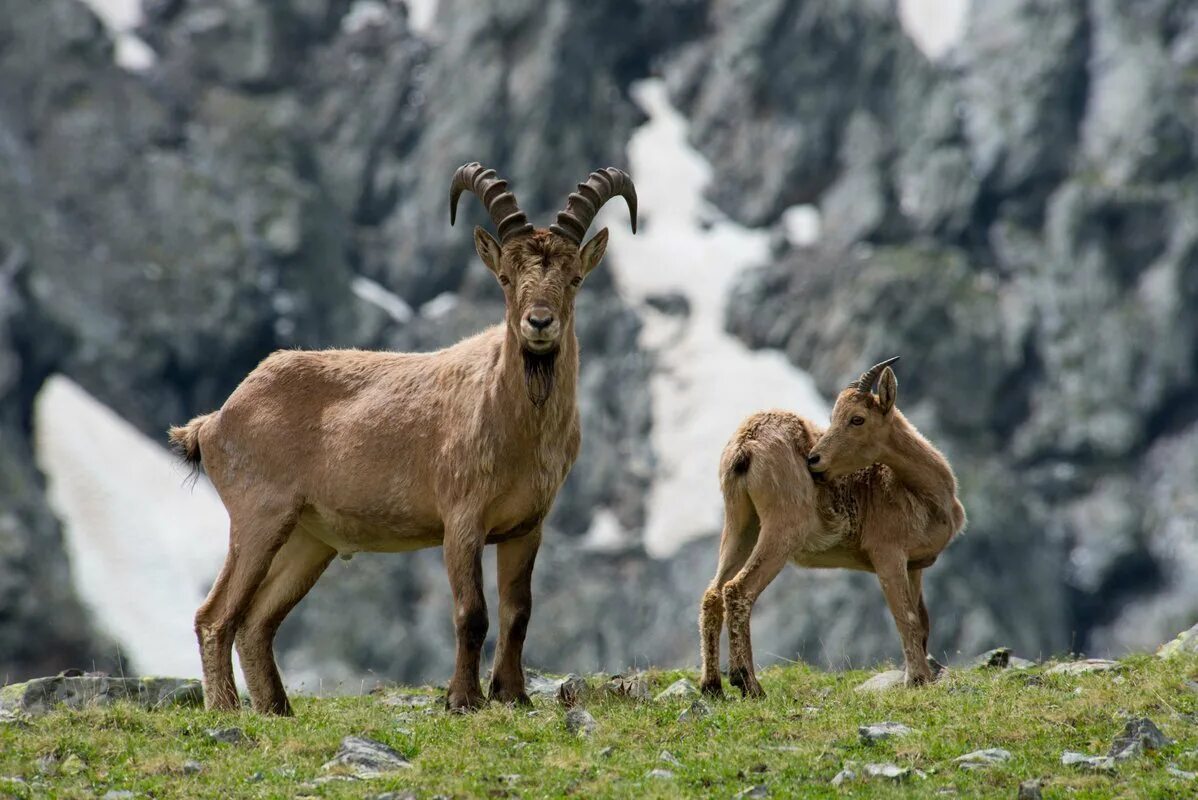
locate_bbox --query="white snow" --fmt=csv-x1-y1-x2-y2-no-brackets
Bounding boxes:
78,0,157,71
898,0,969,60
343,0,392,34
420,291,460,320
352,275,415,323
404,0,439,35
602,81,828,558
33,376,229,678
782,205,822,248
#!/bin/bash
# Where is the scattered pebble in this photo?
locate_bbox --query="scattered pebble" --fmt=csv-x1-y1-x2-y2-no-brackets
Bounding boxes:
655,678,700,702
734,785,768,798
646,768,675,779
321,736,411,777
102,792,135,800
379,691,437,709
832,762,909,784
1109,718,1172,760
598,746,615,759
565,707,596,737
854,670,906,692
1046,659,1121,675
1168,766,1197,780
557,675,589,708
1061,751,1115,771
182,759,202,775
1017,779,1043,799
953,748,1011,769
604,673,650,702
678,698,710,722
205,727,246,745
859,722,915,744
659,750,681,766
973,647,1035,669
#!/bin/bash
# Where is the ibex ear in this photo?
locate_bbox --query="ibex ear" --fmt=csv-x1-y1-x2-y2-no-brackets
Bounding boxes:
579,228,609,277
878,366,898,414
474,226,502,276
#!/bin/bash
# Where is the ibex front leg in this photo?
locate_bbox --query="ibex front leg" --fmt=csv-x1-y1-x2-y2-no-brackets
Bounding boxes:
489,527,541,705
443,520,488,712
872,548,935,686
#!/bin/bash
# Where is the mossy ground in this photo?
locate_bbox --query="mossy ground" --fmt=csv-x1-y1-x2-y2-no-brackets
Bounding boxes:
2,654,1196,799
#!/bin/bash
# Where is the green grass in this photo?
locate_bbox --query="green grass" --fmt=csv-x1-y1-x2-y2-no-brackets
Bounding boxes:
2,655,1196,799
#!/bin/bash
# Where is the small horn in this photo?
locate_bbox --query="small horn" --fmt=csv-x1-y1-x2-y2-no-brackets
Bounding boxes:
448,162,534,243
549,167,638,246
851,356,901,393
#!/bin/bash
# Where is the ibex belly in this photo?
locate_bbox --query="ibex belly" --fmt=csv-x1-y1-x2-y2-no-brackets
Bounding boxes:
297,504,444,555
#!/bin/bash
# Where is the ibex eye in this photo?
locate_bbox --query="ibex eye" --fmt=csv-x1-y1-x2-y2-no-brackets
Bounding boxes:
570,276,582,287
851,416,865,426
499,275,511,286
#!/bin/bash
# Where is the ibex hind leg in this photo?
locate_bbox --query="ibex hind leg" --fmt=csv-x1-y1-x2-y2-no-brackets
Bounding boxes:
235,528,336,715
700,485,759,699
722,525,790,700
194,507,297,711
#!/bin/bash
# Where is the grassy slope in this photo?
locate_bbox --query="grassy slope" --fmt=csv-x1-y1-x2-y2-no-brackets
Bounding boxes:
1,655,1196,799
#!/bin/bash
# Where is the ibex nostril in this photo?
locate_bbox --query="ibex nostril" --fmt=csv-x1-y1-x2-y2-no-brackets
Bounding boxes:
528,312,554,331
807,454,821,466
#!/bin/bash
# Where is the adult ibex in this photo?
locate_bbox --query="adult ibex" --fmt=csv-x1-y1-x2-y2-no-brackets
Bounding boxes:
699,358,966,698
170,163,637,714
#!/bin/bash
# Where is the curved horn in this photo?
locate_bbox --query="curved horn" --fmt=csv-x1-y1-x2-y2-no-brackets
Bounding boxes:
449,162,534,243
549,167,638,246
851,356,901,393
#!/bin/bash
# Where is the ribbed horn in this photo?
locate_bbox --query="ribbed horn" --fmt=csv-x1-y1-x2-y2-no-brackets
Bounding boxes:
449,162,534,243
549,167,638,246
851,356,901,393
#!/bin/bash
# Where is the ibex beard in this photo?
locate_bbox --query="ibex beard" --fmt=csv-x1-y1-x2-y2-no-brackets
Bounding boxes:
169,163,637,714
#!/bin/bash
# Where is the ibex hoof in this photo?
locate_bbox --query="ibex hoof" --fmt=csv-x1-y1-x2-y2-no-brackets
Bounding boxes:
446,687,488,713
700,680,725,700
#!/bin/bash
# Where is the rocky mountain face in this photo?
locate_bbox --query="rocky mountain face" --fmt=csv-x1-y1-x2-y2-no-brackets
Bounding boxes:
1,0,1196,684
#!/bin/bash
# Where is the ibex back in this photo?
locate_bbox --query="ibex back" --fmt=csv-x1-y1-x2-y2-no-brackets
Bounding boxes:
170,163,637,714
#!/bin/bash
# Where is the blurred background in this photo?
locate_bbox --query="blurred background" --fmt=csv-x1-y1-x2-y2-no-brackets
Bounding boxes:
2,0,1196,689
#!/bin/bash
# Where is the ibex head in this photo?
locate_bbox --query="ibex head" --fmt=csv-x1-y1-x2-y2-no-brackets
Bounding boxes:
450,163,637,357
806,357,900,480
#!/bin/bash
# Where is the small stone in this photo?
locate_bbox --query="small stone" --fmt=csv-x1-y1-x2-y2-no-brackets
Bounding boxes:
1046,659,1121,675
182,760,202,775
379,691,437,708
677,698,710,722
864,763,909,781
830,767,857,786
859,722,915,743
557,674,589,708
565,707,596,737
1168,766,1197,780
1184,680,1198,694
646,768,674,779
526,671,580,699
598,746,614,758
953,748,1011,769
1017,779,1043,799
734,785,768,798
973,648,1035,669
655,678,700,702
370,792,419,800
321,736,411,777
659,750,681,766
1108,718,1172,760
855,670,906,692
205,727,246,745
246,771,265,783
1062,751,1115,771
0,709,29,729
102,792,135,800
604,673,650,702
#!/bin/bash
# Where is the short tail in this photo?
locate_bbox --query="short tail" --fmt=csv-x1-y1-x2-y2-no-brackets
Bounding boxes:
168,412,214,479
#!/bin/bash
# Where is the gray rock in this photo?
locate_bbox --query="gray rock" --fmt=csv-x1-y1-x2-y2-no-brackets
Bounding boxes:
1017,780,1043,800
677,698,710,723
1168,767,1197,780
973,648,1033,669
1158,624,1198,659
855,670,907,693
182,760,203,775
655,678,700,702
379,691,437,708
564,707,596,737
603,674,650,702
102,792,136,800
830,767,857,786
1062,751,1115,771
646,768,674,780
321,736,411,776
205,727,246,745
859,722,916,744
953,748,1012,769
370,792,419,800
659,750,681,767
1046,659,1122,676
734,785,768,799
1108,718,1172,760
0,676,202,717
556,674,589,708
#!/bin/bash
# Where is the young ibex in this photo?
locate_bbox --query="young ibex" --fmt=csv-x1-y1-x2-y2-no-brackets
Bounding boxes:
699,357,966,698
169,163,637,714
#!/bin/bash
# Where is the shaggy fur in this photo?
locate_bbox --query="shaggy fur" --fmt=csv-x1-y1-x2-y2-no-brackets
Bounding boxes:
699,365,966,699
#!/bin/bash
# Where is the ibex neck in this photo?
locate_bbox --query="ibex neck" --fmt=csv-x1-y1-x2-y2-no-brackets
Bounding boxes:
880,412,958,512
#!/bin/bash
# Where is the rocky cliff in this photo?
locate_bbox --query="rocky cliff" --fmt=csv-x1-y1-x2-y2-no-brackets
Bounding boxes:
1,0,1195,684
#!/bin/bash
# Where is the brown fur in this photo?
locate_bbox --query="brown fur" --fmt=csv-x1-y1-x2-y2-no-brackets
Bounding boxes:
172,223,611,714
699,366,966,698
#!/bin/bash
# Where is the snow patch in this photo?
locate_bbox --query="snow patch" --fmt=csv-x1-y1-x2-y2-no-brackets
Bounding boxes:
405,0,439,35
343,0,391,34
782,205,822,247
603,81,828,558
78,0,157,71
580,508,633,552
33,376,229,678
352,276,414,323
420,291,460,320
898,0,969,60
